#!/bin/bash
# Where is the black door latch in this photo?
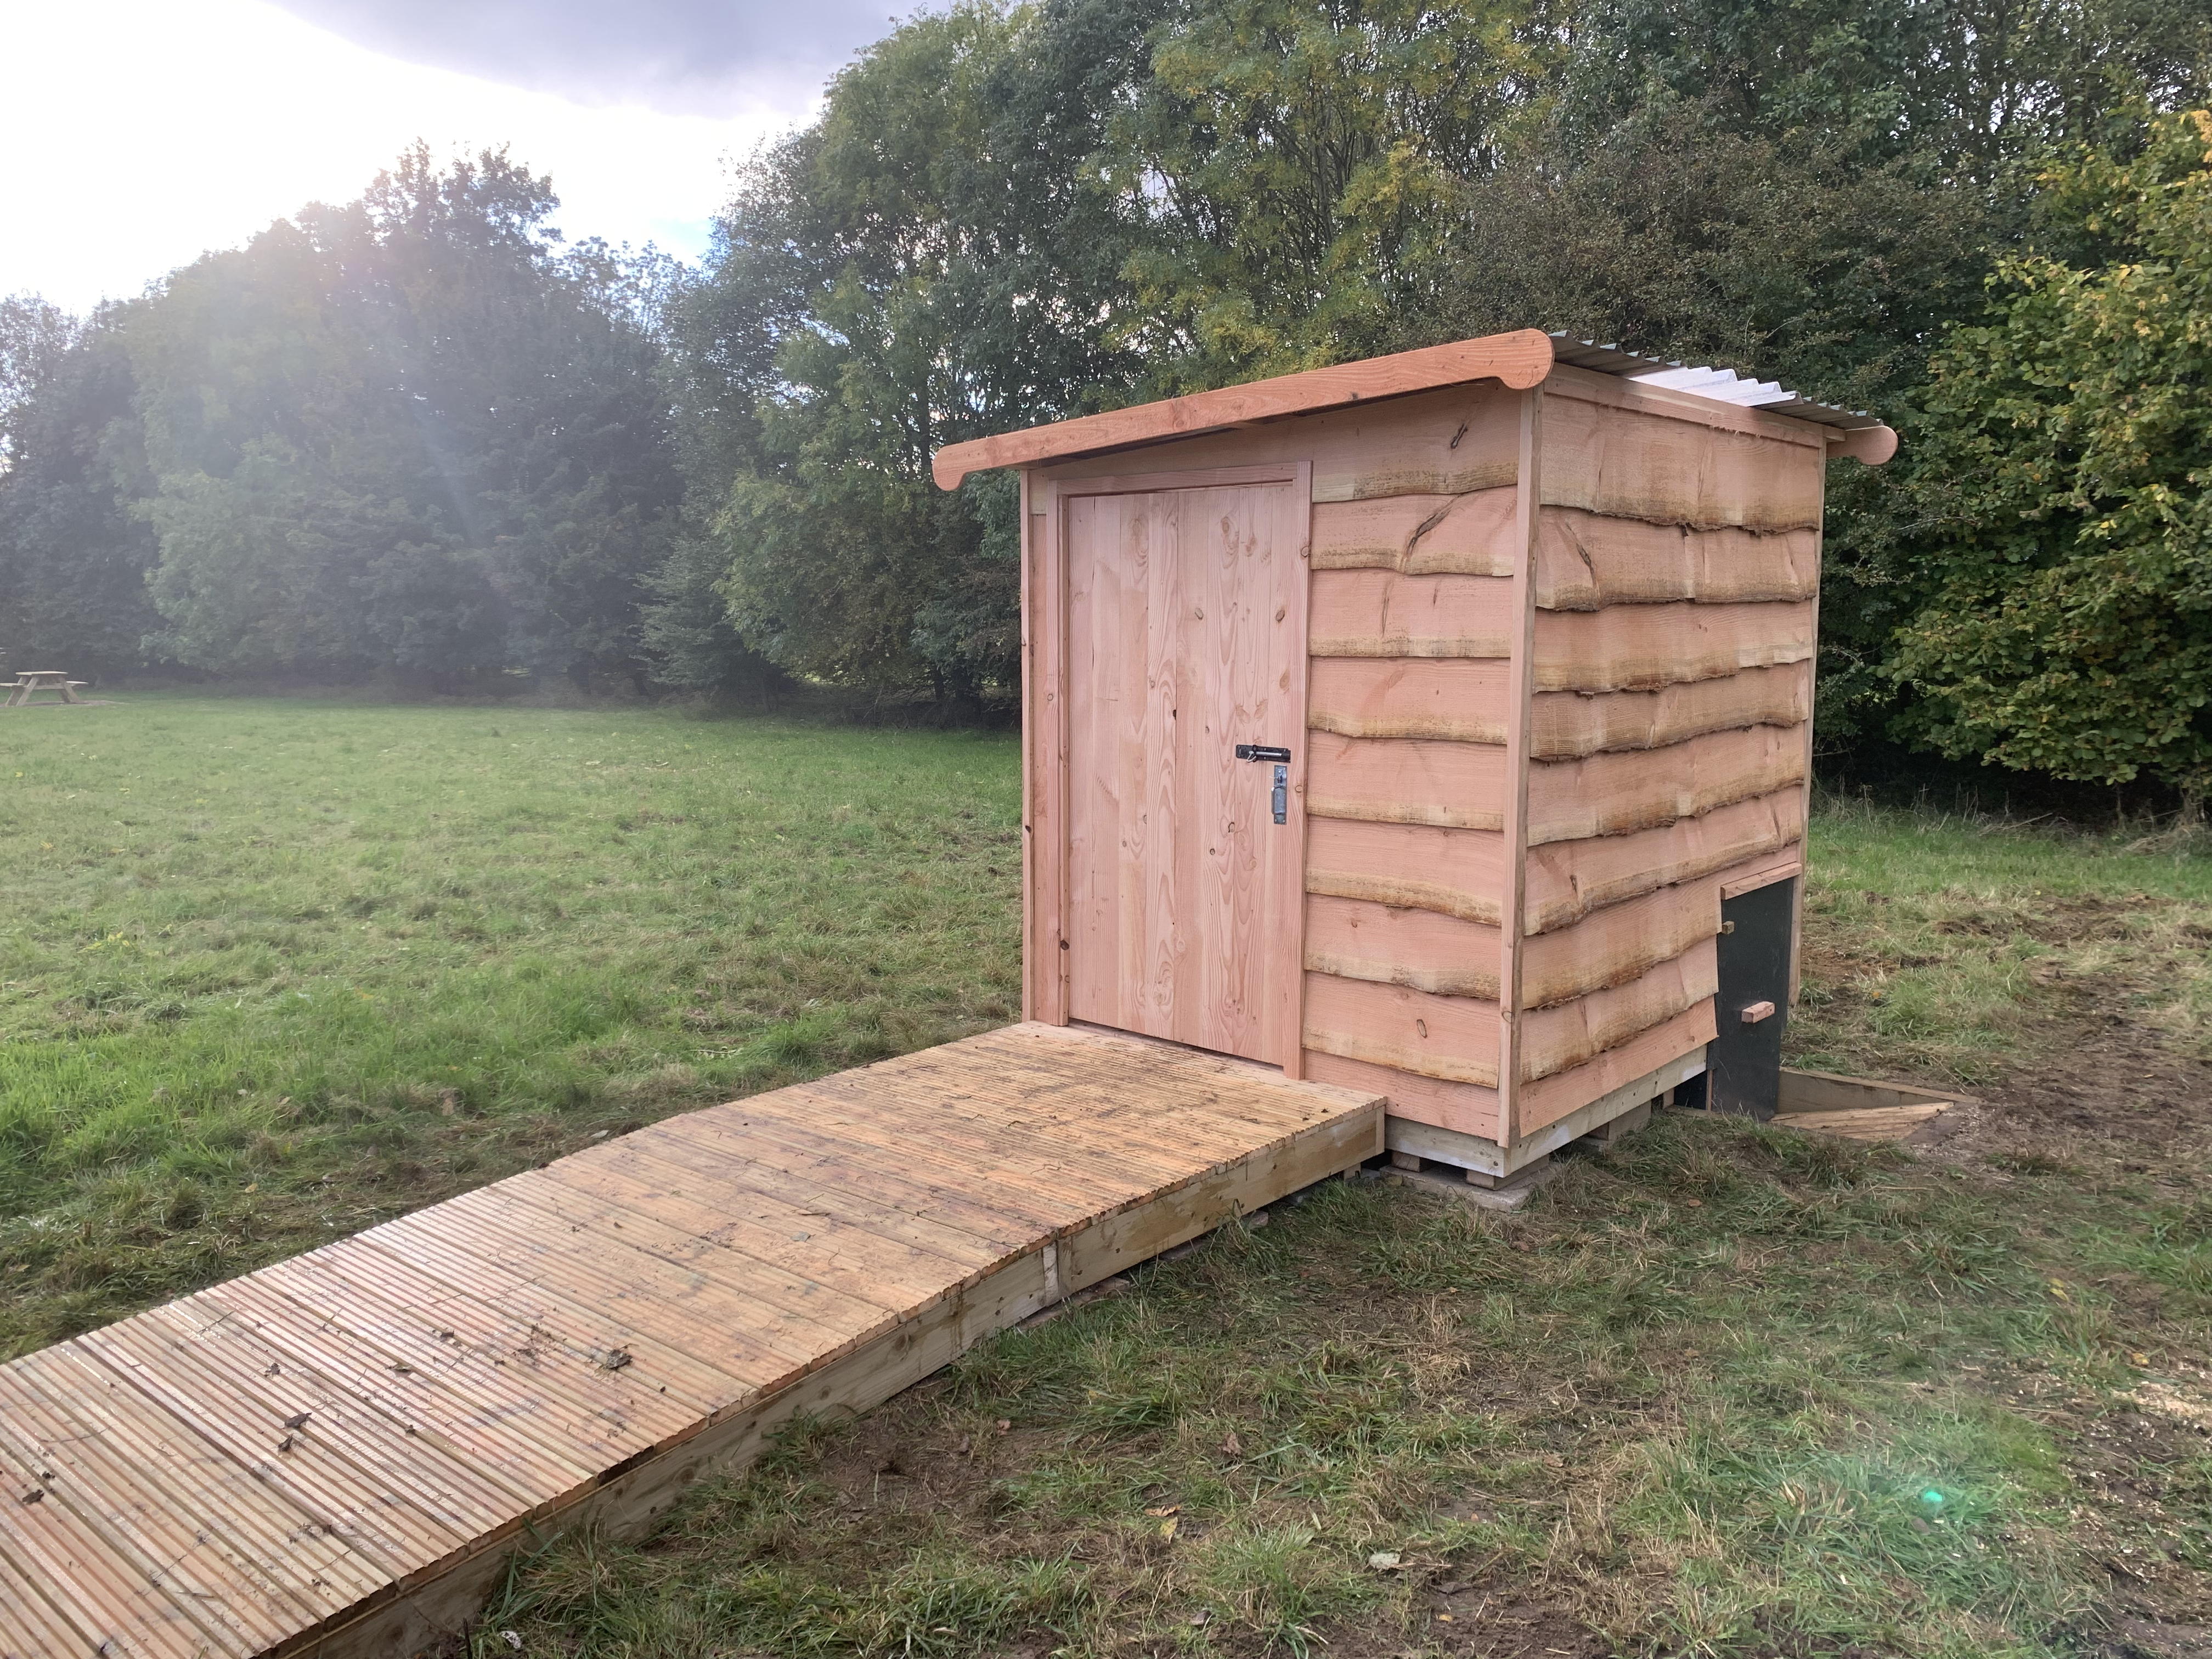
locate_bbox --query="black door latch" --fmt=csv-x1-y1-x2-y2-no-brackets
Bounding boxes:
1233,744,1292,824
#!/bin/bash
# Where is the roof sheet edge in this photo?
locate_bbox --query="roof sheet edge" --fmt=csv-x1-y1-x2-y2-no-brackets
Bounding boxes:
933,327,1890,489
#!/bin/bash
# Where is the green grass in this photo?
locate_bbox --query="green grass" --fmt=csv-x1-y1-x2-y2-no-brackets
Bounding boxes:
5,697,2210,1656
480,1128,2212,1658
1790,794,2212,1086
469,796,2212,1658
0,693,1020,1356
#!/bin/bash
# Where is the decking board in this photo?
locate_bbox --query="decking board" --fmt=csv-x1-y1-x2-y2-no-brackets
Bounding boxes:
0,1025,1381,1659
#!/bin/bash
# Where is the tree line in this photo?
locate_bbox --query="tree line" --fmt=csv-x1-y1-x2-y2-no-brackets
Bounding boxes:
1,0,2208,807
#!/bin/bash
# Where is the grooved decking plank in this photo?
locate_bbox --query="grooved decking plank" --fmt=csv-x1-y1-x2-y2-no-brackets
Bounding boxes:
1,1026,1384,1659
791,1064,1272,1184
259,1243,711,1444
390,1192,857,1375
571,1128,1038,1261
796,1038,1331,1180
653,1108,1099,1237
740,1084,1170,1208
356,1224,775,1412
193,1274,607,1499
978,1024,1375,1137
0,1449,238,1659
0,1548,117,1659
492,1170,985,1317
537,1144,1017,1278
76,1319,492,1565
4,1342,393,1610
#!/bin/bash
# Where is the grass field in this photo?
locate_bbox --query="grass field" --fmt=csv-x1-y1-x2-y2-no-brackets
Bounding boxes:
4,695,2209,1658
0,695,1020,1356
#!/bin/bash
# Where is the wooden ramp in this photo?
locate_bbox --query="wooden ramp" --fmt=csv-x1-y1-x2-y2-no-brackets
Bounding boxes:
0,1024,1382,1659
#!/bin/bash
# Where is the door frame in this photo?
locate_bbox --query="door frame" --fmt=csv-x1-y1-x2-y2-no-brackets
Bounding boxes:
1024,460,1314,1075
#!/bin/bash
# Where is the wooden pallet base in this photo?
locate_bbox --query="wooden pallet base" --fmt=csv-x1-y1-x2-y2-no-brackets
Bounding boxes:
1383,1156,1567,1212
1383,1046,1706,1175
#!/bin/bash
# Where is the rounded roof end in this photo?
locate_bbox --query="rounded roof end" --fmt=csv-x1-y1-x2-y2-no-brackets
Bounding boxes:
1836,424,1899,466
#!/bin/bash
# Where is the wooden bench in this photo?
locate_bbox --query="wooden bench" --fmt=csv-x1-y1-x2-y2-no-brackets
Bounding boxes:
4,670,86,707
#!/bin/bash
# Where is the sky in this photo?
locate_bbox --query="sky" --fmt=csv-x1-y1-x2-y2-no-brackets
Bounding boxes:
0,0,913,313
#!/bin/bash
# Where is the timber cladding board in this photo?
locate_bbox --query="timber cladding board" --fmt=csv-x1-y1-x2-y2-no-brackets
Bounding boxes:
1307,733,1509,830
1302,972,1502,1090
1304,817,1505,926
1305,894,1502,1001
1307,838,1786,1012
1539,392,1825,531
1310,486,1517,575
1518,864,1730,1008
0,1025,1383,1659
1526,725,1808,845
1036,381,1522,503
1518,1002,1719,1135
1309,569,1517,659
1304,1048,1501,1141
1535,508,1819,610
1530,599,1815,692
1521,936,1718,1083
1310,657,1513,744
1531,662,1810,759
1524,787,1807,933
1311,496,1819,605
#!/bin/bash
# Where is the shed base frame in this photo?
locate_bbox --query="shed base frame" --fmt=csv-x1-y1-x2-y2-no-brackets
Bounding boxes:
1384,1046,1708,1176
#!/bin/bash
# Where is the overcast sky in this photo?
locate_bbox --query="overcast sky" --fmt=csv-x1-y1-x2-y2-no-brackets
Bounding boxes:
0,0,913,313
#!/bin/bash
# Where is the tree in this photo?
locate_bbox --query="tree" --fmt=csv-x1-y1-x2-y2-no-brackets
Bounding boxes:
670,0,1160,699
0,307,163,677
1103,0,1562,386
0,294,81,476
131,145,682,685
1887,110,2212,812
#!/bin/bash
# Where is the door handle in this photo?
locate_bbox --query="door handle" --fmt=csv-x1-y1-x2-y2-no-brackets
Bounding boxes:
1740,1000,1776,1025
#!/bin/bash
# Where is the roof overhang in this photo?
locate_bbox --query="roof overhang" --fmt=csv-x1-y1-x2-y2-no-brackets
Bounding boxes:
930,328,1894,489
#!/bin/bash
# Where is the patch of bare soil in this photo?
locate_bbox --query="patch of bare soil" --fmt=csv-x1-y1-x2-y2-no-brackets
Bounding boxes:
2033,1375,2212,1659
1934,962,2212,1178
1803,888,2212,1175
1362,1571,1612,1659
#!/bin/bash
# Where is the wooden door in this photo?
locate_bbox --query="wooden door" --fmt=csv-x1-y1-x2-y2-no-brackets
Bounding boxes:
1051,465,1310,1069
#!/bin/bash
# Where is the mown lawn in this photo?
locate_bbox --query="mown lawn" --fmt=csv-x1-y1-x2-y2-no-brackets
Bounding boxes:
0,694,1020,1357
3,696,2209,1658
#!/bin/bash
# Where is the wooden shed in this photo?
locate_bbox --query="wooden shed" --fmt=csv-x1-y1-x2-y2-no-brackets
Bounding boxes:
933,329,1897,1184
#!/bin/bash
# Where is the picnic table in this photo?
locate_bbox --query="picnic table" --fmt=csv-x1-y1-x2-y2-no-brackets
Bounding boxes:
5,670,87,707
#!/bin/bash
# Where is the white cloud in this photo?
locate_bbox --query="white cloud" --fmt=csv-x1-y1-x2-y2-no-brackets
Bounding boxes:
0,0,817,313
268,0,910,116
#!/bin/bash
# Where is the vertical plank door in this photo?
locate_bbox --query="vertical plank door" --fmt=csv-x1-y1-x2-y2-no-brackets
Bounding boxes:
1059,469,1310,1069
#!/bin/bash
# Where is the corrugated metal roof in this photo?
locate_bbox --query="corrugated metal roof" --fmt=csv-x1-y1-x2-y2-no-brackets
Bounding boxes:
1549,334,1882,431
